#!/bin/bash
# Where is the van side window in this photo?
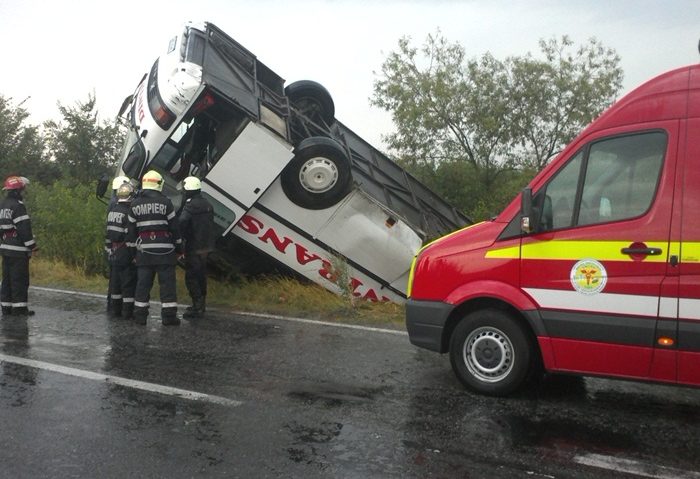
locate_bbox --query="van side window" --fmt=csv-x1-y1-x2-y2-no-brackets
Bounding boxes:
541,151,583,230
537,131,666,231
577,132,666,226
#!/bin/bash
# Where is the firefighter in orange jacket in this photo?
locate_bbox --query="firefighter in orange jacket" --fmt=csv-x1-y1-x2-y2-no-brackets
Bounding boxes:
0,176,38,316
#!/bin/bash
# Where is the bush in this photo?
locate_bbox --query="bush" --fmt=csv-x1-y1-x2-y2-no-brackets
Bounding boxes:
25,181,108,275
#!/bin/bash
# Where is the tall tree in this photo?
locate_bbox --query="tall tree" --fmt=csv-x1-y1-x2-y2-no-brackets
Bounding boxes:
0,95,57,183
43,93,125,183
372,34,512,188
508,36,623,170
372,33,623,219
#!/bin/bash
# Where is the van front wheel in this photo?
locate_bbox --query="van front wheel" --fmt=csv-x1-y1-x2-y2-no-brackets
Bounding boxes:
449,309,534,396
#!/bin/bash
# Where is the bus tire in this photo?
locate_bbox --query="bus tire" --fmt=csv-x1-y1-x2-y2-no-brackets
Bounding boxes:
285,80,335,126
449,309,534,396
281,136,352,210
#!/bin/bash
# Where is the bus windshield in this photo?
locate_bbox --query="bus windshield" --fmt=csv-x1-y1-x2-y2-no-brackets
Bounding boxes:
119,129,146,179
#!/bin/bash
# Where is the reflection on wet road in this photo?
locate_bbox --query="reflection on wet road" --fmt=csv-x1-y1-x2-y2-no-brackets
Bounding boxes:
1,287,700,478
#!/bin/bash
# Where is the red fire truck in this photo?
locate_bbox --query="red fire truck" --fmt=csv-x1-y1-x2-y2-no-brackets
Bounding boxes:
406,59,700,396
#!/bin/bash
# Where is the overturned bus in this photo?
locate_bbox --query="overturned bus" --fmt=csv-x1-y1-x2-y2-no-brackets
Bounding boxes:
103,21,469,302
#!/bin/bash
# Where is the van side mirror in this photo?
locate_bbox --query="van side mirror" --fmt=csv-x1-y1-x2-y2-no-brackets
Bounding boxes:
521,187,534,234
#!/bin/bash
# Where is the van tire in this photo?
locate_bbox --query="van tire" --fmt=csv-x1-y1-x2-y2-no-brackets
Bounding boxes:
285,80,335,127
281,136,352,210
449,309,534,396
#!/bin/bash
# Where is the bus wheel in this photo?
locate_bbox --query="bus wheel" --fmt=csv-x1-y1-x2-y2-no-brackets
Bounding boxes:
281,136,352,210
449,309,534,396
285,80,335,127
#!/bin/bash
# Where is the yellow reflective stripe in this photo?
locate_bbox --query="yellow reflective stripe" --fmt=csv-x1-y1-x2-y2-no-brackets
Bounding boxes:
485,245,520,259
523,241,669,261
407,222,484,297
406,254,418,298
680,242,700,263
486,240,669,262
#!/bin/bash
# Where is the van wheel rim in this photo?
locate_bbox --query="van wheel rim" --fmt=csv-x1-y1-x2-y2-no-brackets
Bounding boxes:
463,327,513,383
299,157,338,193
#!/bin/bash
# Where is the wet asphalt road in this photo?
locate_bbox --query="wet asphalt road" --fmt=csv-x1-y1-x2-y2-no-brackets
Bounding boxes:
1,288,700,478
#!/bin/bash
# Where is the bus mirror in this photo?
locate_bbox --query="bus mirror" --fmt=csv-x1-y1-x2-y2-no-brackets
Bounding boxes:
521,187,534,234
96,174,109,199
117,95,133,118
96,174,110,205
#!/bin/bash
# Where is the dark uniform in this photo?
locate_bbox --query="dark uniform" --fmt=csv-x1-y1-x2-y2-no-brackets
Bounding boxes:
127,185,183,325
178,187,215,317
105,194,137,319
105,176,129,313
0,178,37,316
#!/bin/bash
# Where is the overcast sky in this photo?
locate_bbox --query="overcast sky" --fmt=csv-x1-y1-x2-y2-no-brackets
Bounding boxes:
0,0,698,147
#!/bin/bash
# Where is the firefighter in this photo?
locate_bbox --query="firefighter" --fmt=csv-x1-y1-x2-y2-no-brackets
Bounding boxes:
109,175,130,207
0,176,38,316
178,176,215,319
127,170,183,326
105,182,137,320
105,175,131,313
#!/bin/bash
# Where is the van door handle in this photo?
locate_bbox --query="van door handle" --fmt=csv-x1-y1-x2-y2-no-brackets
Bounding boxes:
621,247,662,256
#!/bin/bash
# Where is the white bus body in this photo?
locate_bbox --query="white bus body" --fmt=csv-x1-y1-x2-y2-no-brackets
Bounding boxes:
110,22,469,303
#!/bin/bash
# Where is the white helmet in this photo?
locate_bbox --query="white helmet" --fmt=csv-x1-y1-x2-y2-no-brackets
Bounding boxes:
183,176,202,191
116,183,135,202
141,170,164,191
112,175,129,190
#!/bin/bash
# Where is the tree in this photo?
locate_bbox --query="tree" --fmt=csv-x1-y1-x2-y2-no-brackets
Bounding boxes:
0,95,57,183
508,36,623,170
372,35,512,189
43,93,125,183
372,33,623,219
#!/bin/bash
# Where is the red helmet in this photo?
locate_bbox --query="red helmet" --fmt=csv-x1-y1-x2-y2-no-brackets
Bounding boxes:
3,176,26,191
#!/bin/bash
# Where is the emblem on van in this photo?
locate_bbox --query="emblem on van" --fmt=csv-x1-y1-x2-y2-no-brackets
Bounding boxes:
570,259,607,295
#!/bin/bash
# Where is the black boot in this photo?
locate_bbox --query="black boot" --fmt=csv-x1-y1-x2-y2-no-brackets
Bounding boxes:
122,303,134,321
183,309,202,319
162,314,181,326
183,297,204,319
13,307,35,316
133,306,148,325
2,307,12,316
186,296,206,312
109,299,123,318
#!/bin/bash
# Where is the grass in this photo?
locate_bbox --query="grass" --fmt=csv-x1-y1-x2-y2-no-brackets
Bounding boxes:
29,257,406,328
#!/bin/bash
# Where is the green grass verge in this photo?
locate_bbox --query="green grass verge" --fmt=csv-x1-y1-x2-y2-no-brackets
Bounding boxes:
29,257,406,328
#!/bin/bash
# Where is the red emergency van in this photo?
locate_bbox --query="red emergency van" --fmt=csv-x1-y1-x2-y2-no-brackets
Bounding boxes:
405,61,700,396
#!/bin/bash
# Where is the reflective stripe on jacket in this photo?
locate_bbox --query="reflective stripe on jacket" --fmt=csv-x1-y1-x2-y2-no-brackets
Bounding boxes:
0,193,36,257
127,189,182,266
105,201,135,265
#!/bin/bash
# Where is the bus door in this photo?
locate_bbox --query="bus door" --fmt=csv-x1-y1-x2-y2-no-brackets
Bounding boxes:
149,91,294,236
